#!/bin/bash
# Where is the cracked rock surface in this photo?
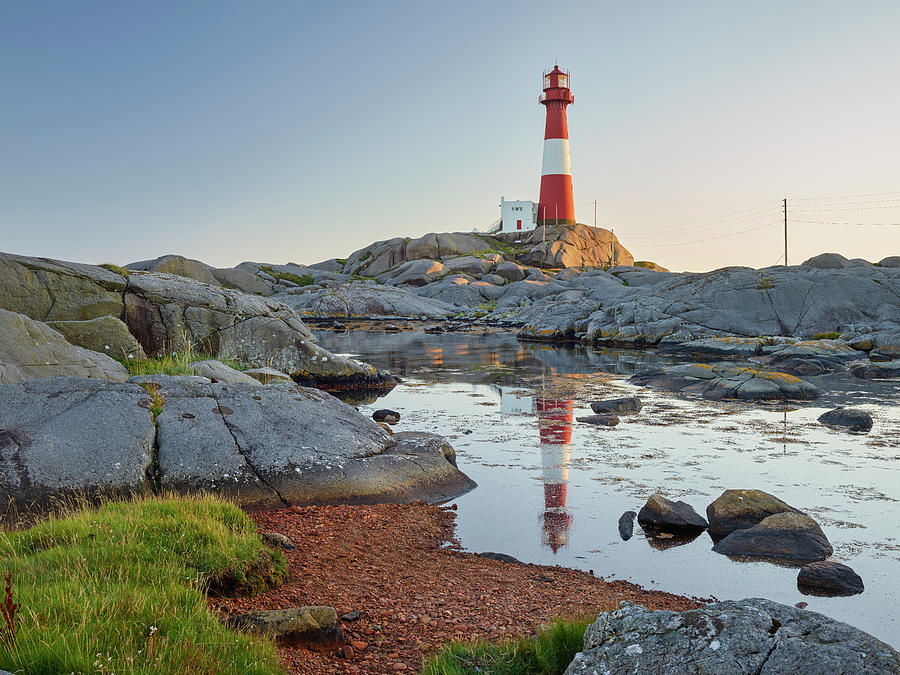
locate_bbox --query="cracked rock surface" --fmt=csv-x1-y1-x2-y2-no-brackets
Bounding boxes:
565,598,900,675
0,377,475,514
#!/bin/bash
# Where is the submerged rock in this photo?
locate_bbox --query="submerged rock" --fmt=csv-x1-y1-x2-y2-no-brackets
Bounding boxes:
637,494,708,533
797,560,864,596
851,360,900,379
706,489,802,539
373,409,401,424
590,396,642,414
711,512,832,562
576,414,619,426
226,606,344,645
618,511,637,541
565,598,900,675
817,407,873,432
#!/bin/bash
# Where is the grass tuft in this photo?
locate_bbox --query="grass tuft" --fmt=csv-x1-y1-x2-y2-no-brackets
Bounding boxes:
260,265,313,287
812,331,841,340
99,263,131,277
422,617,591,675
0,494,285,674
120,340,247,377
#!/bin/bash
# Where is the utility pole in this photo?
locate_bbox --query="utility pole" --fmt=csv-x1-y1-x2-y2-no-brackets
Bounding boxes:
783,198,788,266
593,200,597,227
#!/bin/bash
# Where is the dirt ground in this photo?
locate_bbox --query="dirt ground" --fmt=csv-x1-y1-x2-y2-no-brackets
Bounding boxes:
210,503,703,674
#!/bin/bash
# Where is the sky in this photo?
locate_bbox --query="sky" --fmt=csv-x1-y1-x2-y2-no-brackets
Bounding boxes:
2,1,900,272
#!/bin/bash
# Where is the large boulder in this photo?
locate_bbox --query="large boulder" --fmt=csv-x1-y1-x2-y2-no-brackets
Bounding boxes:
189,359,260,385
210,267,274,296
0,377,477,513
630,363,820,401
126,254,219,285
380,259,445,287
801,252,854,269
565,598,900,675
442,255,494,277
0,377,156,507
711,511,833,562
706,489,802,539
499,223,633,268
590,396,643,414
0,309,128,382
45,315,146,360
152,379,476,507
851,360,900,379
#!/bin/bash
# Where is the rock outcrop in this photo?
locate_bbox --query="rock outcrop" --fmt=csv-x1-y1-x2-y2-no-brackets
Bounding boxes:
565,599,900,675
278,283,454,318
817,407,874,432
630,363,820,401
0,252,393,390
0,377,476,513
706,489,802,539
0,309,129,383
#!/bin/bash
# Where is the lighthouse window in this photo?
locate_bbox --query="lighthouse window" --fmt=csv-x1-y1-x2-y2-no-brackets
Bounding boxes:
543,75,551,89
557,74,568,88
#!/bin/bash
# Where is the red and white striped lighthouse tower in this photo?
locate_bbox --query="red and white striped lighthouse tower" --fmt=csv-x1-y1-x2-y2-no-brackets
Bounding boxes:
538,65,575,226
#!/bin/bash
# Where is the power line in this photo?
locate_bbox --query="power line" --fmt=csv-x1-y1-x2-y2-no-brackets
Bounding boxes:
791,190,900,201
625,208,782,236
794,219,900,227
636,221,782,247
792,204,900,212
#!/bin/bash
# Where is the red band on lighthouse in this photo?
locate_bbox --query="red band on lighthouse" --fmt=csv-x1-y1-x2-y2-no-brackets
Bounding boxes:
538,65,575,225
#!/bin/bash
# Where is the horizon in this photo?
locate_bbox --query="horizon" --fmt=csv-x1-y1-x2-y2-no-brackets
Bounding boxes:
2,1,899,272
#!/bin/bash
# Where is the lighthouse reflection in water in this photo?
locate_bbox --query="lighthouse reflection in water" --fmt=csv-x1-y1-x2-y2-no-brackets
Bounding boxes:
500,387,574,553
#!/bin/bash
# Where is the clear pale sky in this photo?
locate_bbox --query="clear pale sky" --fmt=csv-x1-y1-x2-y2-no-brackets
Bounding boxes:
2,1,899,272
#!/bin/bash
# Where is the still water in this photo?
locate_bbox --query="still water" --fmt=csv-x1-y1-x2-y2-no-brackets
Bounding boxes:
315,328,900,647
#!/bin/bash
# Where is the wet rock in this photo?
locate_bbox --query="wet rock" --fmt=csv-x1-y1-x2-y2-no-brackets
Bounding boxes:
706,489,802,539
478,552,524,564
0,309,129,383
373,409,401,424
190,359,261,385
576,414,619,426
711,512,832,562
226,606,344,645
243,366,293,384
817,407,873,432
590,396,642,414
565,598,900,675
637,494,708,533
851,360,900,379
752,339,860,375
631,363,820,401
260,531,296,550
618,511,636,541
332,321,346,330
797,561,864,596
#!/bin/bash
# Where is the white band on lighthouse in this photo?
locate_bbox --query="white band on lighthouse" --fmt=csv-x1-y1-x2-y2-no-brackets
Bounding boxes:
540,138,571,176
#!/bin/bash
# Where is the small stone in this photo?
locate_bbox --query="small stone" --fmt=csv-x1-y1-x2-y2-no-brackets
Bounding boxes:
341,645,355,659
391,663,407,671
341,610,361,622
351,640,368,651
373,409,401,424
226,606,343,645
260,531,296,550
618,511,637,540
795,601,808,608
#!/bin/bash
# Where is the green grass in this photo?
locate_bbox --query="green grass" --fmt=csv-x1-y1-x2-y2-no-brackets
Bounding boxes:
812,331,841,340
633,261,653,269
120,344,247,377
99,263,131,277
259,265,313,287
422,618,590,675
0,495,286,674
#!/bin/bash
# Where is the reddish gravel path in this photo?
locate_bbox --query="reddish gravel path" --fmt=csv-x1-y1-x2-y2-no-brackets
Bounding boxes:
210,504,702,674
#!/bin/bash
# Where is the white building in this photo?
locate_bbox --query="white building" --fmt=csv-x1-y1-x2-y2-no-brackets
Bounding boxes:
500,197,537,234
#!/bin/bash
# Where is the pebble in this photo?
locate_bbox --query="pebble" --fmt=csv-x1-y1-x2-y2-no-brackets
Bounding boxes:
391,663,407,672
351,641,368,651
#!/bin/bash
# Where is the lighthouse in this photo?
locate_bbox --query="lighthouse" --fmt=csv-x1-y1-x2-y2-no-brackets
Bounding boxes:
538,65,575,226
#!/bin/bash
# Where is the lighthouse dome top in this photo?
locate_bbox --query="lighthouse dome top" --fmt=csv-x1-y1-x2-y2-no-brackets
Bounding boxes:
543,65,570,91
